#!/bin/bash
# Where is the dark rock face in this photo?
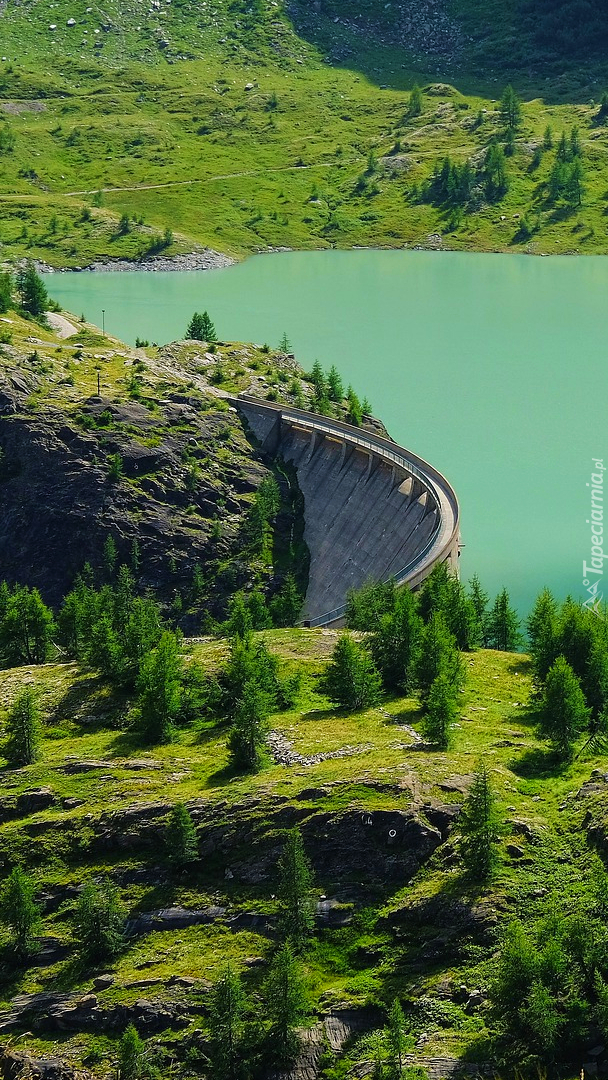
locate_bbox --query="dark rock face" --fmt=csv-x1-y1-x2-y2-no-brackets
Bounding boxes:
0,380,270,608
25,795,458,899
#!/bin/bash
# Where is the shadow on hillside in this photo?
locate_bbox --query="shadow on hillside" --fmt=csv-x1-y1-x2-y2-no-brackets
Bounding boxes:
285,0,606,102
49,672,122,733
509,745,567,779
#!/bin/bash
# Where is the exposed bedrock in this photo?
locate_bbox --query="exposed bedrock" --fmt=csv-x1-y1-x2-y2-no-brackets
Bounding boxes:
235,398,460,624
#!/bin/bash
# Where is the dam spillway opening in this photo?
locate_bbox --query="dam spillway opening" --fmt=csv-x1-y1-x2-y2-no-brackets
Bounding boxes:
235,396,460,626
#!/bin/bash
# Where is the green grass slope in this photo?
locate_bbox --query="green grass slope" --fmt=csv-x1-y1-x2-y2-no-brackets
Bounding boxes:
1,0,608,265
0,631,606,1080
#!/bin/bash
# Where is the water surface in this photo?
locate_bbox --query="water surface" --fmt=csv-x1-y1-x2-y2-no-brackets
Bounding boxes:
45,250,608,616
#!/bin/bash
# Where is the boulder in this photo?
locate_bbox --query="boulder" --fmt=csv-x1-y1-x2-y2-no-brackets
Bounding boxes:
15,788,56,815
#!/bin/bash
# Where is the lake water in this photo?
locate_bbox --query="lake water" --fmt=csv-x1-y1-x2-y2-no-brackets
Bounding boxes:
44,249,608,618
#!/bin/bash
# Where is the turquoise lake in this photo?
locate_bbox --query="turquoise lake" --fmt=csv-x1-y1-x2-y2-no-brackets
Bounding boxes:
44,249,608,617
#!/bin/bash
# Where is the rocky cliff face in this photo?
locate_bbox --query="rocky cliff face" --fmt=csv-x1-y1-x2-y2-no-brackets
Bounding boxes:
0,330,300,615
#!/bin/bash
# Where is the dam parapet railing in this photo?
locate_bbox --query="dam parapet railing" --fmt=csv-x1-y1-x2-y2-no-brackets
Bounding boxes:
232,394,461,627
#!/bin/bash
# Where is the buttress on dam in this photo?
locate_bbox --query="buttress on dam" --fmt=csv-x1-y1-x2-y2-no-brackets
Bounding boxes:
235,396,461,627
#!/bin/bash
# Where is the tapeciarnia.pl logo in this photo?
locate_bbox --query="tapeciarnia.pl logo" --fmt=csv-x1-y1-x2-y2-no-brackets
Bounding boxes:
583,458,606,615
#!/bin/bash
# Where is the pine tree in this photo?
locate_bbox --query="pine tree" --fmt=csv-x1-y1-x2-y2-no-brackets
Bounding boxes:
543,124,554,150
0,866,41,957
369,587,422,693
345,579,396,631
322,633,382,710
584,637,608,718
227,678,271,771
166,803,198,869
526,588,558,683
459,765,501,880
415,612,465,701
387,999,409,1079
485,589,521,651
104,534,117,578
500,84,522,129
226,592,253,639
278,829,315,951
422,672,458,749
137,631,182,744
418,561,451,623
18,262,48,316
346,386,363,426
309,360,325,394
265,943,308,1061
485,143,509,199
74,878,124,962
539,655,590,761
468,574,490,646
208,966,245,1080
117,1024,148,1080
4,687,41,766
408,83,423,118
326,364,344,402
278,331,292,352
0,584,55,666
186,310,217,341
0,271,12,314
270,574,303,628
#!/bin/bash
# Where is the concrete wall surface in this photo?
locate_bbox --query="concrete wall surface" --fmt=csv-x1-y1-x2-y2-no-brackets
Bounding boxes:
235,396,460,626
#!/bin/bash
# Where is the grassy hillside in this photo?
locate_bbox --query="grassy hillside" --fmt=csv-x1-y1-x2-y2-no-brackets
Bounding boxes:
1,0,608,266
0,627,606,1080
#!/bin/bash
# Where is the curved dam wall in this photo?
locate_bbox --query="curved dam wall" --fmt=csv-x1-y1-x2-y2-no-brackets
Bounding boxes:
234,396,461,627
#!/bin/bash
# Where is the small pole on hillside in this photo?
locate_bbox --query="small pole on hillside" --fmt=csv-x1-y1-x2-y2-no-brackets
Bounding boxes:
97,371,100,396
102,309,105,336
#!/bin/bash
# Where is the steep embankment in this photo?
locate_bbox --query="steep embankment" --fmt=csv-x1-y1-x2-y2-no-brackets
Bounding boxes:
0,313,313,615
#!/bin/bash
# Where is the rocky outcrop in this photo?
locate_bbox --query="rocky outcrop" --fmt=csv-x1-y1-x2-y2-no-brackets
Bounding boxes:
0,1049,94,1080
0,368,270,608
0,991,189,1036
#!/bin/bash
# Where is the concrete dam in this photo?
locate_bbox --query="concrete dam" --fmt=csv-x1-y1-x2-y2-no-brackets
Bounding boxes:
235,396,461,627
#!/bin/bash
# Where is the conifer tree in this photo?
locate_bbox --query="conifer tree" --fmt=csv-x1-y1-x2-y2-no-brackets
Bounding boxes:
459,765,501,880
0,584,55,666
422,672,458,749
117,1024,149,1080
468,574,490,646
278,331,292,352
346,386,363,426
415,612,465,701
327,364,344,402
208,966,245,1080
74,878,124,962
265,943,308,1061
408,83,423,118
387,999,409,1079
322,633,382,710
539,655,590,761
543,124,554,150
166,803,198,869
186,310,217,341
270,574,303,628
227,679,271,771
4,687,41,766
345,579,396,631
226,592,253,639
309,360,325,394
0,271,12,314
18,262,48,316
500,84,522,129
278,828,315,951
526,588,558,683
485,589,521,651
104,534,117,578
0,866,41,957
584,637,608,718
137,631,182,744
369,587,422,692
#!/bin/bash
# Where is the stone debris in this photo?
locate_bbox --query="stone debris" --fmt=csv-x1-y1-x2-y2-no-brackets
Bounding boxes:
267,730,371,767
